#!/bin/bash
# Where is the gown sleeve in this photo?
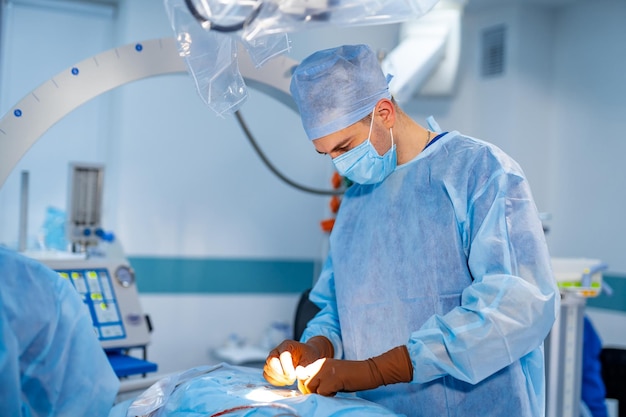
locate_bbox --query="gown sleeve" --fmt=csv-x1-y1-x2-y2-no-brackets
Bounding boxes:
300,255,345,360
406,167,560,384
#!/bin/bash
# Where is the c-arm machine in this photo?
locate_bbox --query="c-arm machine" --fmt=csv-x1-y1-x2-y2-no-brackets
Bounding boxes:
0,37,297,379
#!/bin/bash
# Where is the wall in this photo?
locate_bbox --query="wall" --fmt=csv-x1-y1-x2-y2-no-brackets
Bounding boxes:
108,0,401,373
0,0,402,374
2,0,625,375
407,0,626,349
548,0,626,272
556,1,626,350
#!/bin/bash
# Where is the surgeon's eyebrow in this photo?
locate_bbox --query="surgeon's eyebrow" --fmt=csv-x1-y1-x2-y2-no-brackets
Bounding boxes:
317,138,352,155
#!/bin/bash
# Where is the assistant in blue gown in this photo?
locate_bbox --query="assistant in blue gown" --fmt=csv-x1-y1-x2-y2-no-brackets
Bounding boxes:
0,247,119,416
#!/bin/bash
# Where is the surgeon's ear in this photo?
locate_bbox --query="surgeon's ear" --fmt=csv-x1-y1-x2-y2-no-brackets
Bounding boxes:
375,98,395,128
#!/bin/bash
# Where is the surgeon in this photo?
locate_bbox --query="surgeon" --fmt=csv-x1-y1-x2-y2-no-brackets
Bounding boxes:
0,246,119,416
263,44,560,417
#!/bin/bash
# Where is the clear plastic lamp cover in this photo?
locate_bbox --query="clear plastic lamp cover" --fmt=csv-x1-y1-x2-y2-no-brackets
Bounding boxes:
164,0,439,116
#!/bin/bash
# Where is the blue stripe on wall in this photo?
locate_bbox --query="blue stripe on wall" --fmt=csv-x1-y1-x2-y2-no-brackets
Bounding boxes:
128,257,316,294
129,257,626,313
586,274,626,312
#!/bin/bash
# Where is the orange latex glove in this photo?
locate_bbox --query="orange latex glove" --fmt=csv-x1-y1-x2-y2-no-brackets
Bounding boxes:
263,336,334,387
295,345,413,396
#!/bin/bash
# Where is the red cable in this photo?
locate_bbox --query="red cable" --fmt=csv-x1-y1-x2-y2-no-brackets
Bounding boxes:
209,402,300,417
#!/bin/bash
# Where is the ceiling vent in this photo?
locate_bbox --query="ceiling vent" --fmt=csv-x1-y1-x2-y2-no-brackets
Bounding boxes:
481,24,506,77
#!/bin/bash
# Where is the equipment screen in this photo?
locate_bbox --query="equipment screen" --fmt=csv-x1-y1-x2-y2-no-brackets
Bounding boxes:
57,268,126,342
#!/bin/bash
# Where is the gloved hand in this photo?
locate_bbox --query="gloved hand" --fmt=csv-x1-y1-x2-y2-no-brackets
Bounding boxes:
263,336,334,386
295,345,413,396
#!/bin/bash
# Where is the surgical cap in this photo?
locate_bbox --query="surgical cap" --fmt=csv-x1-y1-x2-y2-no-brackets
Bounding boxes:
290,44,392,141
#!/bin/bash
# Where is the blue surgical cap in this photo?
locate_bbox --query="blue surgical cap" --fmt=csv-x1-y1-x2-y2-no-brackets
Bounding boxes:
290,44,392,141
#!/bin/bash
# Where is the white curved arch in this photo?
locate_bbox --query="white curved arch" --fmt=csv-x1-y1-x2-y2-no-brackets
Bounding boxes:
0,37,297,188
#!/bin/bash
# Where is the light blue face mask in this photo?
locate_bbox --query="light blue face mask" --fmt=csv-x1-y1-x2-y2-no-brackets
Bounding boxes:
332,110,397,185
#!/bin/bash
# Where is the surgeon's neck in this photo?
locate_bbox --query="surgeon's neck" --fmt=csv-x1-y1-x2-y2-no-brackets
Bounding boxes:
394,114,432,165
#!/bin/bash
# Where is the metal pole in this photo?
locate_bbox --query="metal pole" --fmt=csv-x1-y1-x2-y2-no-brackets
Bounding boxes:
545,293,585,417
18,170,29,252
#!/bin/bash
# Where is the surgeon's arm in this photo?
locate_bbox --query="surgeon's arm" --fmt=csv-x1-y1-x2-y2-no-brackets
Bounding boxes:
406,169,559,384
301,255,344,357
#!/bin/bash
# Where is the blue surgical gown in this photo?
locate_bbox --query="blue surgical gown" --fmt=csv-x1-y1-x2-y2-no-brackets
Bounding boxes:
302,131,560,417
0,247,119,416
